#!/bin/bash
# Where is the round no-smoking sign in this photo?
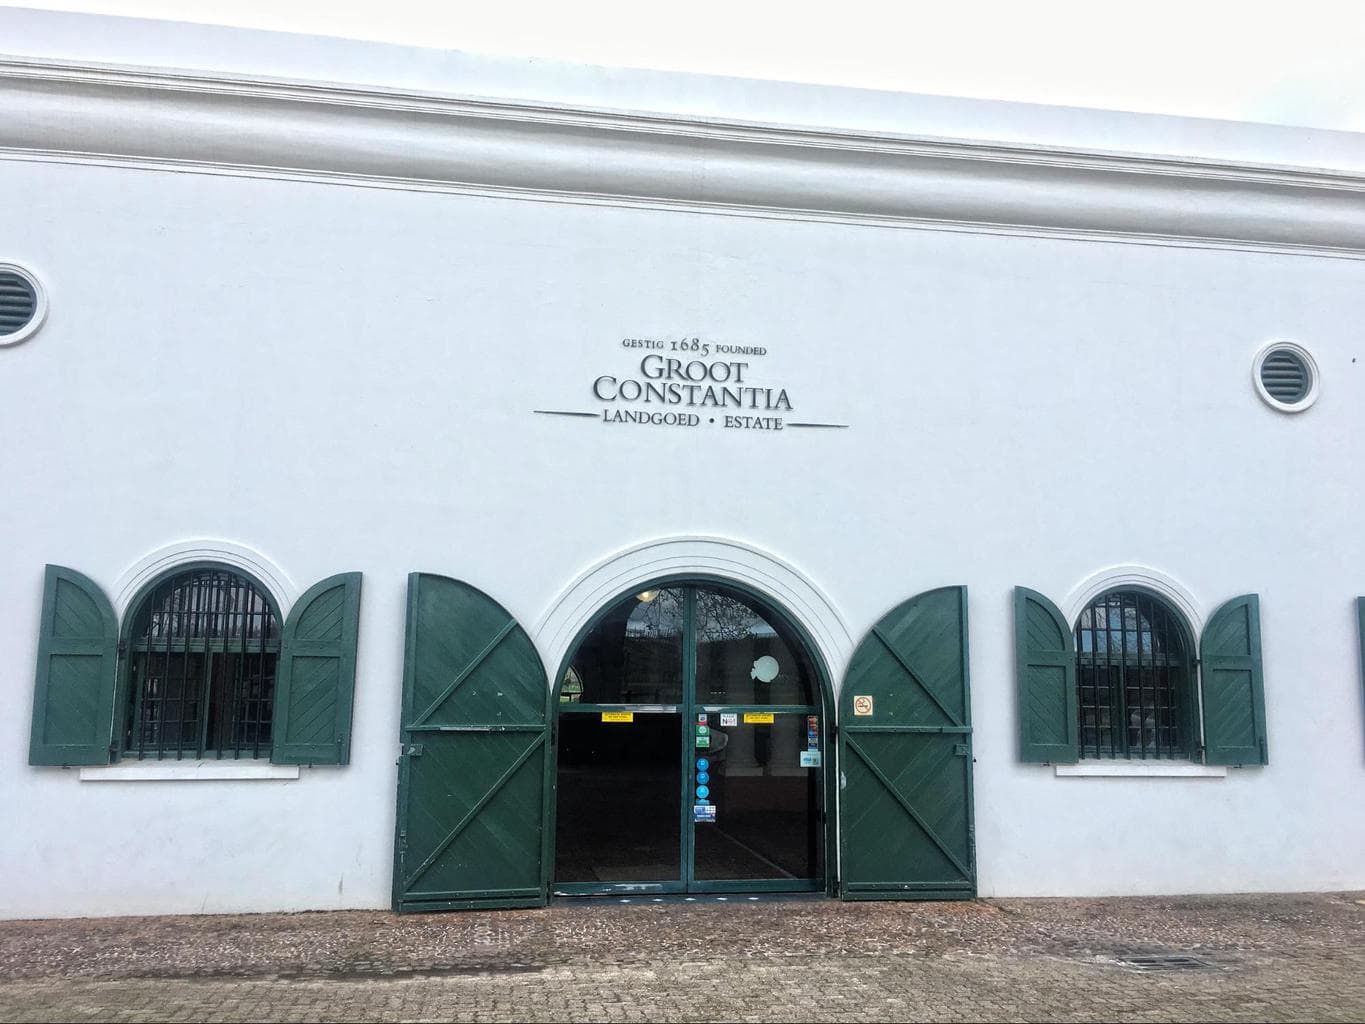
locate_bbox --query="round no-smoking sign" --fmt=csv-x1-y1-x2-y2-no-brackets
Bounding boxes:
852,695,874,717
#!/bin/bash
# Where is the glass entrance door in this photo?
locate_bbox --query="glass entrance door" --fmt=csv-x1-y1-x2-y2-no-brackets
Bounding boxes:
553,584,825,895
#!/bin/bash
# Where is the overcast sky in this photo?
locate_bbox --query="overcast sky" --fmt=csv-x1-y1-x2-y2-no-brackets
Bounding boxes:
6,1,1365,131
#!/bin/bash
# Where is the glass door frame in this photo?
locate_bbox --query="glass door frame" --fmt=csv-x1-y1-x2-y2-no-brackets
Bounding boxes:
686,701,825,894
546,576,839,899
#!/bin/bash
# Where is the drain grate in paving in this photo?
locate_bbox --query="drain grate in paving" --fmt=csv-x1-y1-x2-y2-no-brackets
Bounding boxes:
1115,953,1219,972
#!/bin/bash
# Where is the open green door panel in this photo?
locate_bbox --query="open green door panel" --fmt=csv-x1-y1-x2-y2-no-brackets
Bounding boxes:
839,586,975,900
393,573,550,912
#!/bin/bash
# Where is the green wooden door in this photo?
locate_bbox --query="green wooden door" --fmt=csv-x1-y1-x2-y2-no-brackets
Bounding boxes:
839,586,975,900
393,574,550,912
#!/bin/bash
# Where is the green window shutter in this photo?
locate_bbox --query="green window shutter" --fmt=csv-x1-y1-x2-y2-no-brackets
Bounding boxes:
839,586,975,900
393,573,548,912
29,565,118,766
271,572,362,766
1014,587,1078,763
1201,594,1268,765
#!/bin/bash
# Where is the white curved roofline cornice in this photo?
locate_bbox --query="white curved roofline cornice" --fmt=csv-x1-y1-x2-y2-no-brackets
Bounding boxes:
3,57,1365,259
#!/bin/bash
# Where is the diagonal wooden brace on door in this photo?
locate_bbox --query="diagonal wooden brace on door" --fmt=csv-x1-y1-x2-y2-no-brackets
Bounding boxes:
845,734,972,880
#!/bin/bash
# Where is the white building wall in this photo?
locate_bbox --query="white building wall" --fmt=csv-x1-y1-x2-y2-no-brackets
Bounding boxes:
1,14,1363,918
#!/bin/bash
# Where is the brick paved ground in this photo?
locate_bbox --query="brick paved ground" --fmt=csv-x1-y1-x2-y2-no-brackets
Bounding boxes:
1,892,1363,1022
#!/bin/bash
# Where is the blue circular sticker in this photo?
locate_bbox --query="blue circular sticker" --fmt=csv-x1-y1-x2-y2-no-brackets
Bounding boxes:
697,771,710,784
696,758,709,771
696,785,710,799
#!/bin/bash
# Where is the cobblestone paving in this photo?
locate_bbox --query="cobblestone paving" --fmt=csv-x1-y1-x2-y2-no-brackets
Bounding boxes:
1,893,1363,1022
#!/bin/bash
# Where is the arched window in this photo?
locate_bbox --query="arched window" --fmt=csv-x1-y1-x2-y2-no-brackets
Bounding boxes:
1074,589,1195,760
122,565,281,759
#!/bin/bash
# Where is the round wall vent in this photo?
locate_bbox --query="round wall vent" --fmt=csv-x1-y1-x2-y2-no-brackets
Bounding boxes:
0,264,46,346
1253,341,1318,412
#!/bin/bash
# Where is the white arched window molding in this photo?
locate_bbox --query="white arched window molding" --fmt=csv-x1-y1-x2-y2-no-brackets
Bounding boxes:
534,534,853,688
1062,564,1204,640
113,539,298,619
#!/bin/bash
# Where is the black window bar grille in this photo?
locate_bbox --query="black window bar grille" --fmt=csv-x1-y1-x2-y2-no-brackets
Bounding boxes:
1075,590,1191,760
125,568,280,760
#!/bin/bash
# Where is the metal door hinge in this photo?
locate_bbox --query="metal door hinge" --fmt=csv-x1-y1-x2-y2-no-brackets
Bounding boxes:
405,744,423,757
952,742,970,756
117,640,127,657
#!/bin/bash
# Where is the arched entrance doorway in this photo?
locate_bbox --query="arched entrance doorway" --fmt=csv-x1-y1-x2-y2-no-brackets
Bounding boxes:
550,578,836,896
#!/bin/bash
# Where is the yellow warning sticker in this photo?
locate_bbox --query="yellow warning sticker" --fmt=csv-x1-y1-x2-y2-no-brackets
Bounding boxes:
601,711,634,723
743,712,775,724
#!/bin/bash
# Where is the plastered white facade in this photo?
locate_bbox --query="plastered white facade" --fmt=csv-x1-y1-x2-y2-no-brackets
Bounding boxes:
1,9,1363,919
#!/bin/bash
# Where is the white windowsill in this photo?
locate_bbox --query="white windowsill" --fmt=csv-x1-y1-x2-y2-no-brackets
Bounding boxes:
78,760,301,782
1054,762,1227,778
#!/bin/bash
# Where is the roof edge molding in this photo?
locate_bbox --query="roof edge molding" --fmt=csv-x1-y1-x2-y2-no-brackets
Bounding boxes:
3,59,1365,258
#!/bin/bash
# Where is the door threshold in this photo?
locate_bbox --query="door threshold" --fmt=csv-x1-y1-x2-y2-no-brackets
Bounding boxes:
551,891,829,905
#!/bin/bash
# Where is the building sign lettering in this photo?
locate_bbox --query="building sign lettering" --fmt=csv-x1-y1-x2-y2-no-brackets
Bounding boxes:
534,335,846,432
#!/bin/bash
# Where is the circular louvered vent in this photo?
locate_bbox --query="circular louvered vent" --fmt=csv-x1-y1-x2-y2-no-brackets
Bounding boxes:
1260,350,1309,402
1253,342,1318,412
0,264,45,346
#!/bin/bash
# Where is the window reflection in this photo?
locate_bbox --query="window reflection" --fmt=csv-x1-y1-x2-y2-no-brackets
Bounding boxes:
692,715,823,880
555,713,682,882
566,588,685,704
562,584,818,707
694,587,816,706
